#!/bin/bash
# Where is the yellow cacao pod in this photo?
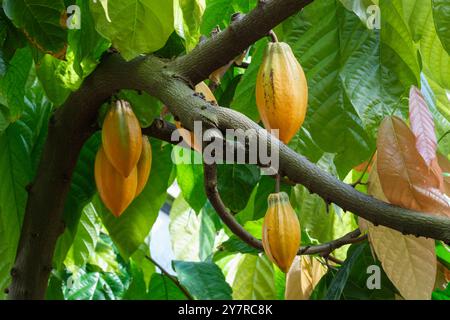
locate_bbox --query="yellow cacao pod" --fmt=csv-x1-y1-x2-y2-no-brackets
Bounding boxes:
95,146,138,217
102,100,142,177
175,82,217,152
262,192,301,273
256,42,308,144
135,136,152,197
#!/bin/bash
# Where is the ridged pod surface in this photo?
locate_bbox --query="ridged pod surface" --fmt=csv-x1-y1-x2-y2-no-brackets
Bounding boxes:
256,42,308,144
175,82,217,152
102,100,142,177
135,136,152,197
262,192,301,272
95,146,137,217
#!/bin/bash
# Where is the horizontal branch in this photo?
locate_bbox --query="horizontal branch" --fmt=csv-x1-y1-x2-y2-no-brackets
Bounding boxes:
204,161,366,255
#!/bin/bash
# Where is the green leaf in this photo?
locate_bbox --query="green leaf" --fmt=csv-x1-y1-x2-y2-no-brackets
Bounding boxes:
325,243,365,300
66,271,124,300
231,254,276,300
169,195,202,261
97,141,172,259
0,46,32,120
64,203,102,272
45,273,65,300
421,6,450,89
53,133,101,268
130,241,155,287
322,243,397,300
433,0,450,55
148,273,187,300
174,146,206,213
173,260,233,300
122,261,151,300
199,202,220,261
35,54,73,105
174,0,205,52
0,122,33,296
89,0,175,60
217,163,260,213
68,0,110,78
201,0,256,35
221,236,260,255
87,235,120,274
3,0,67,55
230,39,267,121
119,90,163,128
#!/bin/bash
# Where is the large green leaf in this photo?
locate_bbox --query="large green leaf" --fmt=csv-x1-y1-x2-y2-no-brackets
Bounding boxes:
35,54,78,106
231,254,276,300
148,273,187,300
421,6,450,90
53,133,101,268
0,47,32,120
89,0,175,60
230,39,267,121
174,0,205,52
66,271,125,300
217,163,260,213
173,260,232,300
68,0,110,78
64,203,102,273
282,1,375,177
433,0,450,55
119,90,163,128
0,122,33,297
97,141,173,259
3,0,67,55
201,0,256,35
174,146,206,213
169,195,201,261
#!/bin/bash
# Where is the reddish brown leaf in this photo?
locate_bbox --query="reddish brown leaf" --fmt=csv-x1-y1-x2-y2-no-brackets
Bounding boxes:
437,153,450,196
409,86,437,166
377,116,450,217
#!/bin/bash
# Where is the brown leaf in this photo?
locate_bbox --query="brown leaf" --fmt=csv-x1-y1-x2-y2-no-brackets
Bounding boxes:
437,153,450,196
364,166,437,300
409,86,437,166
377,116,450,217
285,256,327,300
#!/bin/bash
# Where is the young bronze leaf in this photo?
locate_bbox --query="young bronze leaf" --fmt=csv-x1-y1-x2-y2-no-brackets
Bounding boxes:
377,116,450,216
365,165,437,300
437,153,450,196
285,256,327,300
409,86,438,166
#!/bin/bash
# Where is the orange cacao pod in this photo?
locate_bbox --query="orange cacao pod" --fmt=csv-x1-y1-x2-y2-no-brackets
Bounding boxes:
175,82,217,152
95,146,138,217
135,136,152,197
102,100,142,177
256,42,308,144
262,192,301,272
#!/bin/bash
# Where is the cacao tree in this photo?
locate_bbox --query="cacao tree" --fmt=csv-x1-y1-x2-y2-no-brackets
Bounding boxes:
0,0,449,301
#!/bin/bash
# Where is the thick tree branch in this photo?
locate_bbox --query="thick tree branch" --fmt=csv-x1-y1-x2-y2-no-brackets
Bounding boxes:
204,161,367,256
174,0,313,84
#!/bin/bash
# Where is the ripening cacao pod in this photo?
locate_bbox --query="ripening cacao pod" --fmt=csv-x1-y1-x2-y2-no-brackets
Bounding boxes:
102,100,143,177
262,192,301,272
175,82,217,152
256,42,308,144
135,136,152,197
95,146,138,217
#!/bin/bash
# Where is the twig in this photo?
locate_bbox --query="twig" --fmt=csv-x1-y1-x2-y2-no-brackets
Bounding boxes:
351,150,376,188
203,161,367,256
145,256,194,300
